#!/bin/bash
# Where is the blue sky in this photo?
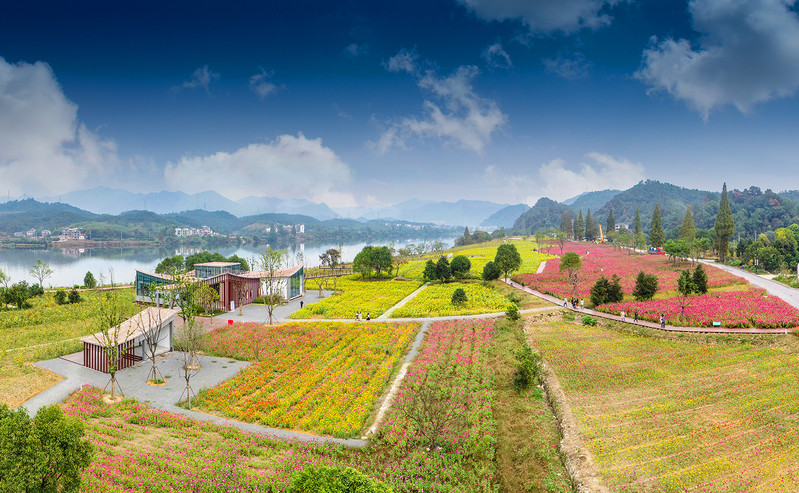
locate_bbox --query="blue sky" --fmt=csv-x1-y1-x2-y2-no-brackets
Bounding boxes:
2,0,799,212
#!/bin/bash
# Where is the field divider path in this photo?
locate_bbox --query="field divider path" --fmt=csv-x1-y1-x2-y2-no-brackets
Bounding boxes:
365,320,432,437
376,282,429,319
698,259,799,310
536,260,547,274
503,279,791,334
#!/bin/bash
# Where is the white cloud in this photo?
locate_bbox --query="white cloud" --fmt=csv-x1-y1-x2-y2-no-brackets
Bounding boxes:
457,0,623,35
249,68,279,99
0,57,118,196
377,52,507,153
544,52,591,79
384,49,419,74
344,43,368,58
163,134,357,207
174,65,219,94
531,152,645,203
482,43,513,69
636,0,799,118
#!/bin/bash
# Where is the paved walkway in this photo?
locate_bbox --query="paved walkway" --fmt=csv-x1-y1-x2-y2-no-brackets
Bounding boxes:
377,283,428,319
503,279,792,334
698,260,799,310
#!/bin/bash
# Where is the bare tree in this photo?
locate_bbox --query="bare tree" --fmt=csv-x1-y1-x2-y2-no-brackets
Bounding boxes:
175,319,204,409
135,306,172,384
259,248,286,324
93,270,130,400
30,259,53,288
396,366,464,450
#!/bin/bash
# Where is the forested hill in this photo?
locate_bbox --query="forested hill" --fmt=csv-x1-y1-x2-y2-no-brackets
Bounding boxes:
512,181,799,239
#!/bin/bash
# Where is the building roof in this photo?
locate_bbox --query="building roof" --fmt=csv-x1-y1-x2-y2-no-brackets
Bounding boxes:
81,307,178,345
242,264,303,279
195,262,240,267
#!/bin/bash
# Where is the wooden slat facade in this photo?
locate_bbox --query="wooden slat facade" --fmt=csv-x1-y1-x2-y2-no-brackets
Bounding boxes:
82,339,141,373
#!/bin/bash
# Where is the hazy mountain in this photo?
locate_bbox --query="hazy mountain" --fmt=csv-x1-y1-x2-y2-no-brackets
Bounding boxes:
564,189,620,213
513,197,570,232
37,187,339,220
480,204,528,229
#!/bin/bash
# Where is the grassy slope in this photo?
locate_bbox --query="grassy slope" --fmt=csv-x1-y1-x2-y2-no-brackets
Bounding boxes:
527,316,799,492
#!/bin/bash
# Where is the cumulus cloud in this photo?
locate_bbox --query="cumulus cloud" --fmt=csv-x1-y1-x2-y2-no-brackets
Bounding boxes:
457,0,623,35
0,57,118,196
163,134,357,207
249,68,280,99
543,52,591,79
174,65,219,94
532,153,645,203
482,43,513,69
636,0,799,118
376,51,507,153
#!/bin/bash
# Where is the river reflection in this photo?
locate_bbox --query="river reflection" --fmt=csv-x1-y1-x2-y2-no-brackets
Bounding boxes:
0,238,453,288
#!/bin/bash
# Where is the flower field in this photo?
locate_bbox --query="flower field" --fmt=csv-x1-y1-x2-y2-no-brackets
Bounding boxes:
390,282,514,317
527,320,799,492
600,288,799,328
62,317,569,492
398,238,553,279
291,276,422,319
514,242,799,329
198,321,419,437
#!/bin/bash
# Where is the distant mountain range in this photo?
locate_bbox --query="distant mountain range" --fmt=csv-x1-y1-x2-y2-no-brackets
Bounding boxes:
26,187,515,228
514,181,799,238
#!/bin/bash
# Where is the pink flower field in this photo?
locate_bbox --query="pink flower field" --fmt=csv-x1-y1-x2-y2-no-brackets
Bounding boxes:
513,242,799,329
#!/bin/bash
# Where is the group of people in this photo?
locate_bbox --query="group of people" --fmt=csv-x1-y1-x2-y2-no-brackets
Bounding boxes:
563,298,584,310
355,311,371,321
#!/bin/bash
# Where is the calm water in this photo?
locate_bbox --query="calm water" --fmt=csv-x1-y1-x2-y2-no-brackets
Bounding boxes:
0,238,452,288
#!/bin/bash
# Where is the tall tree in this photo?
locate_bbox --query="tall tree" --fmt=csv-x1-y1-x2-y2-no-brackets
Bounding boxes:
649,204,665,248
93,271,129,400
715,182,735,260
560,211,573,238
585,209,596,241
575,210,585,240
463,226,471,243
680,205,697,263
29,259,53,288
633,208,642,236
559,252,582,297
494,243,522,280
606,208,615,234
260,248,287,324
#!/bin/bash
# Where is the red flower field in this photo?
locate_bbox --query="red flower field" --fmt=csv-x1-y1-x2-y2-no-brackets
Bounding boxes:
514,242,799,328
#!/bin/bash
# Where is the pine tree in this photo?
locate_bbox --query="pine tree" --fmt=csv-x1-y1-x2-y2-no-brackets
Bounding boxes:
715,182,735,260
634,208,642,236
575,210,585,240
585,209,595,241
649,204,665,248
607,208,615,233
560,211,573,238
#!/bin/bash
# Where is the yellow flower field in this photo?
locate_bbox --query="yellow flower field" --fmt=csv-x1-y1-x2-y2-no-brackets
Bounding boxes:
398,238,553,279
292,275,422,319
390,282,514,317
199,321,419,438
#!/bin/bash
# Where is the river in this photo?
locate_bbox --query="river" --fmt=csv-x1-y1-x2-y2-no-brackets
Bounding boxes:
0,238,453,288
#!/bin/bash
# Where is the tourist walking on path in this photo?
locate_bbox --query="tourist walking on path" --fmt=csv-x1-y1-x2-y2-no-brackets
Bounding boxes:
660,314,665,328
634,310,638,322
580,299,584,310
621,311,626,322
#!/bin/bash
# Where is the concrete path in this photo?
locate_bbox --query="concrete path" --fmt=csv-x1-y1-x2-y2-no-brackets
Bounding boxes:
503,279,792,334
214,290,334,324
698,260,799,310
24,351,365,447
536,260,547,274
377,283,428,319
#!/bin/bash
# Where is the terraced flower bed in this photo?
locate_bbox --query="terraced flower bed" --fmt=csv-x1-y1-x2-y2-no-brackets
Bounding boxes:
527,320,799,491
390,282,514,318
198,321,418,437
291,276,422,319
